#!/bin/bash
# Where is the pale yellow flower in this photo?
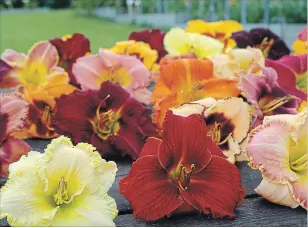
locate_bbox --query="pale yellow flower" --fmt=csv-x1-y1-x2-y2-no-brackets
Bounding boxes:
0,136,118,226
164,27,224,59
213,47,264,79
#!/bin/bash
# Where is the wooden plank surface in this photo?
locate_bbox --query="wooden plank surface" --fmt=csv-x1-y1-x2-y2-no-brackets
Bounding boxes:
0,139,307,227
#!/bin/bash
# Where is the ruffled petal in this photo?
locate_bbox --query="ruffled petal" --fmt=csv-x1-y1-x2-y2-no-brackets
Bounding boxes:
247,120,299,183
291,175,307,209
0,136,31,177
180,156,245,218
27,41,59,71
255,178,299,208
158,111,211,172
119,155,183,221
1,49,27,68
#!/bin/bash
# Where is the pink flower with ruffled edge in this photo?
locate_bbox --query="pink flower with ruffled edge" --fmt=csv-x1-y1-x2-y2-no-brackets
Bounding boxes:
72,49,152,105
246,110,307,210
0,92,31,177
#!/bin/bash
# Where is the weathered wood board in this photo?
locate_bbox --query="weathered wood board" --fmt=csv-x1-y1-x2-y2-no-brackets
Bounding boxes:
0,139,307,227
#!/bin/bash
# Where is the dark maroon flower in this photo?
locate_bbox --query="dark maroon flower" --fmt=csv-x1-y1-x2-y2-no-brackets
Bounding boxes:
50,33,91,87
129,29,167,62
231,28,290,60
52,81,158,159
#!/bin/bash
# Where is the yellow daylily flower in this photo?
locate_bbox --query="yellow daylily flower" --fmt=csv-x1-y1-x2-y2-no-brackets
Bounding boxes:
164,27,224,59
185,19,243,52
109,40,159,73
0,136,118,226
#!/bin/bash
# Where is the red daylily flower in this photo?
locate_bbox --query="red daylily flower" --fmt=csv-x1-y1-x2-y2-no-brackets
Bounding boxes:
52,81,158,159
129,29,167,62
266,54,307,101
50,33,91,87
119,111,245,221
0,92,31,177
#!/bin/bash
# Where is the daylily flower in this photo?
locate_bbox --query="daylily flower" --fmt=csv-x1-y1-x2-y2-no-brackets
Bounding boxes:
0,136,118,226
52,81,158,160
185,19,243,52
0,92,31,177
72,49,152,104
238,66,299,126
213,47,264,79
171,97,251,163
231,28,290,60
129,28,167,62
164,27,224,59
119,111,245,221
152,56,240,127
246,110,307,210
292,27,307,55
109,40,159,73
50,33,91,87
266,54,307,100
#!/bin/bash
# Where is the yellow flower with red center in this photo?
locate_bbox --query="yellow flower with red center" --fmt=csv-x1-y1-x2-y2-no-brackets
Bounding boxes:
109,40,159,73
185,19,243,52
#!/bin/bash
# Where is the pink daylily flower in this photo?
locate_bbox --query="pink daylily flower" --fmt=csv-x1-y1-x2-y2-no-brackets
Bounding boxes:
0,92,31,177
72,49,152,104
247,110,307,210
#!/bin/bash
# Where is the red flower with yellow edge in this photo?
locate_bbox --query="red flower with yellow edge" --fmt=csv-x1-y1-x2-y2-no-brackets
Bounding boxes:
152,55,240,128
50,33,91,87
292,27,307,55
185,19,243,52
109,40,159,74
129,29,167,62
52,81,158,160
266,54,307,101
119,111,245,221
0,92,31,177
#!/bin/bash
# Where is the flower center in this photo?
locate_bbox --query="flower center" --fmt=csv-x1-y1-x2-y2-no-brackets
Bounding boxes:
41,105,53,128
170,164,195,191
210,121,232,145
53,176,71,206
179,83,204,103
254,37,274,57
19,62,48,86
259,95,293,115
99,67,132,87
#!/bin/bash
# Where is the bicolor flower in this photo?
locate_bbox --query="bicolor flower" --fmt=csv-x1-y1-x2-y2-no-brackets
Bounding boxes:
119,111,245,221
266,54,307,100
246,110,307,210
72,49,152,104
171,97,251,163
0,92,31,177
50,33,91,87
213,47,264,79
109,40,159,73
0,136,118,226
238,66,299,126
129,28,167,62
185,19,242,52
231,28,290,60
292,27,307,55
52,82,158,160
152,56,240,127
164,27,224,59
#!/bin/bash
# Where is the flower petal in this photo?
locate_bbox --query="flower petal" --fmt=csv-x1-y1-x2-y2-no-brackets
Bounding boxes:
27,41,59,71
0,136,31,177
247,120,299,183
119,155,183,221
255,178,299,208
138,137,162,158
201,78,240,99
291,174,307,209
1,49,27,68
180,156,245,218
158,111,211,172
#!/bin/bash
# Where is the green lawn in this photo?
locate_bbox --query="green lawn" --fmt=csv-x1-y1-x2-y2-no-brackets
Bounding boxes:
0,9,145,53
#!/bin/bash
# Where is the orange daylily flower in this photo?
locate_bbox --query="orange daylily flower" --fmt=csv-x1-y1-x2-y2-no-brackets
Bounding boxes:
185,20,243,52
152,55,240,127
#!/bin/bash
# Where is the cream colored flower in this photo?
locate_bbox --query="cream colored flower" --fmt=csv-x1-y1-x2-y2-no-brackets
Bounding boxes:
0,136,118,226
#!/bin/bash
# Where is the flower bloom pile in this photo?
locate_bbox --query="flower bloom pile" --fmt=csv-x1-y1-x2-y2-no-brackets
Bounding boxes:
0,21,307,226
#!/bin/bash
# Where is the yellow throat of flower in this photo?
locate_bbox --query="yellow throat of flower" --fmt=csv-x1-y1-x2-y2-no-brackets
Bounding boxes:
178,83,205,104
19,61,48,86
98,67,132,87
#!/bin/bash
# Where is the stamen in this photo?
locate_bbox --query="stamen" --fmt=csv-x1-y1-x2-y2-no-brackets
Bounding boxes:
261,95,293,114
170,164,195,191
217,133,232,145
96,95,111,120
42,105,50,123
53,176,71,205
211,122,222,144
256,37,274,57
290,154,307,172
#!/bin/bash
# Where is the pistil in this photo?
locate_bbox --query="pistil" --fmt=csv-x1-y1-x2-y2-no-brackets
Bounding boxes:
170,164,196,191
